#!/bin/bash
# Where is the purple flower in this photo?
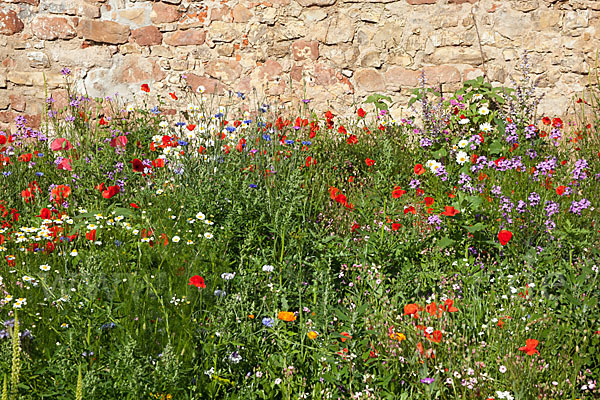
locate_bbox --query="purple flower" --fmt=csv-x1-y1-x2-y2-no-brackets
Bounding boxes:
421,377,435,385
571,158,588,181
569,198,591,215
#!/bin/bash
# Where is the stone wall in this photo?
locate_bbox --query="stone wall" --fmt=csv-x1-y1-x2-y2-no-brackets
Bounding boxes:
0,0,599,129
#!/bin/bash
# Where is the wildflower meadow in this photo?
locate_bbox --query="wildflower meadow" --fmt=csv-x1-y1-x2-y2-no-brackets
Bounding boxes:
0,57,599,399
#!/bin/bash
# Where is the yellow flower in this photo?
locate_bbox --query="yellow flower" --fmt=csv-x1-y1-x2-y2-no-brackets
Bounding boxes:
277,311,296,322
307,331,318,340
389,332,406,342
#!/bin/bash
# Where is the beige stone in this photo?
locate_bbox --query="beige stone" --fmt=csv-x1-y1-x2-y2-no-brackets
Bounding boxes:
78,19,130,44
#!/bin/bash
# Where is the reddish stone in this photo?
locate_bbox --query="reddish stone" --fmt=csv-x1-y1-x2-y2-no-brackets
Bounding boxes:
186,73,227,94
77,19,130,44
0,111,40,128
164,29,206,46
114,55,166,84
132,26,162,46
9,94,25,112
233,4,253,22
258,59,282,81
292,40,319,61
449,0,477,3
385,66,421,90
210,6,231,22
423,65,461,84
0,10,24,35
206,59,242,83
355,69,385,92
151,3,181,24
291,65,303,81
31,16,76,40
314,64,337,86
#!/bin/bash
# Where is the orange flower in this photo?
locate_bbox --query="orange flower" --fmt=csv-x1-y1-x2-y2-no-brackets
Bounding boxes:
414,164,425,175
404,303,419,317
307,331,318,340
443,299,458,312
518,339,540,355
340,332,352,342
426,302,438,316
277,311,296,322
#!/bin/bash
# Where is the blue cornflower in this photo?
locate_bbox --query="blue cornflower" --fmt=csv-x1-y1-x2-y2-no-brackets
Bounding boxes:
175,122,186,127
262,317,274,328
249,184,257,188
302,141,311,146
237,92,246,99
37,153,44,157
36,172,44,177
226,126,236,133
150,106,160,114
215,112,224,118
178,140,188,146
243,119,252,124
262,134,271,142
285,139,294,145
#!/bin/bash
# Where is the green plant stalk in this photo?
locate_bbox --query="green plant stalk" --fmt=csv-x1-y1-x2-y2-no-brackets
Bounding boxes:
10,313,21,400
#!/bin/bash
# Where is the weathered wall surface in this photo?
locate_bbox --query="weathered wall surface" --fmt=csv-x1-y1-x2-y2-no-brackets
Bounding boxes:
0,0,598,129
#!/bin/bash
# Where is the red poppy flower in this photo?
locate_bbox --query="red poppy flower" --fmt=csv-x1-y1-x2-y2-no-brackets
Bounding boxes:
404,206,416,215
347,134,358,145
57,158,72,171
153,158,165,168
357,108,366,118
102,185,120,199
430,330,442,343
552,117,562,128
130,203,140,209
86,230,96,241
189,275,206,288
99,116,109,126
542,116,551,125
141,83,150,93
131,159,145,173
392,186,406,198
338,125,347,135
498,230,512,246
365,158,375,167
424,197,434,207
416,188,424,196
556,185,566,196
414,164,425,175
340,332,352,342
351,223,360,232
51,138,73,152
187,124,196,131
392,222,401,231
325,110,334,120
38,208,52,219
518,339,540,355
169,92,178,100
110,136,127,148
443,299,458,312
440,206,460,216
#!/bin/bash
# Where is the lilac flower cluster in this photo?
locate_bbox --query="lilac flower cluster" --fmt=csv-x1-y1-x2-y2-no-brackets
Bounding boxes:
571,158,588,181
569,198,591,215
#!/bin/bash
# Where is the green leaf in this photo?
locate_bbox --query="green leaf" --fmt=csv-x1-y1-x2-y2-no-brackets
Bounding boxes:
464,223,485,233
437,237,455,249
